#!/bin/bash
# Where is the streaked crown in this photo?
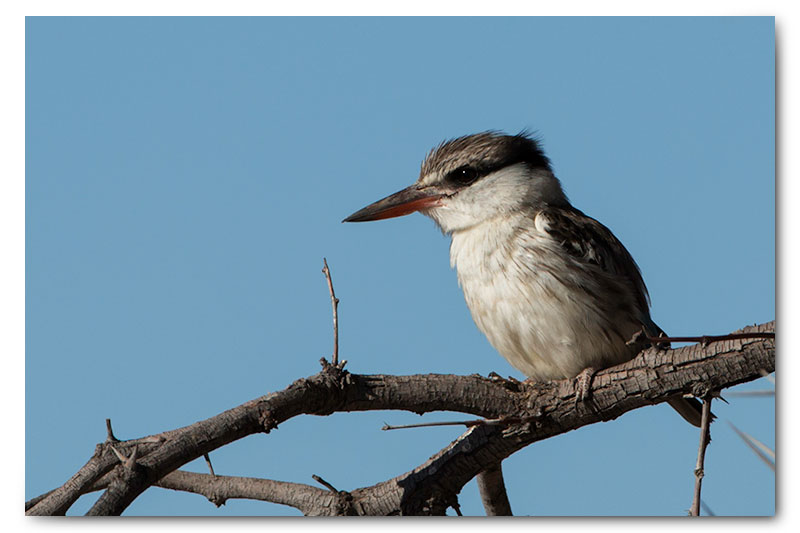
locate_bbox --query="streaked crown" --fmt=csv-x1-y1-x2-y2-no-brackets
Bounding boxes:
418,131,552,186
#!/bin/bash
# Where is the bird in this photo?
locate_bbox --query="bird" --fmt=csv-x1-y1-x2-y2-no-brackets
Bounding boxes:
343,131,702,427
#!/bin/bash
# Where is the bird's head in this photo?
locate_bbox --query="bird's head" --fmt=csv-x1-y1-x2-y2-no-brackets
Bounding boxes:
343,131,568,233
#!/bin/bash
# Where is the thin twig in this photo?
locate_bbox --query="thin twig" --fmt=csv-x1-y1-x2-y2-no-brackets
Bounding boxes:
382,420,482,431
312,474,339,493
321,258,340,366
627,330,774,346
382,415,538,431
203,453,216,477
653,332,774,345
690,398,713,516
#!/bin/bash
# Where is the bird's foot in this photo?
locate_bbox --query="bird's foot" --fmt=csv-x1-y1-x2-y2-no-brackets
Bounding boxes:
574,367,597,406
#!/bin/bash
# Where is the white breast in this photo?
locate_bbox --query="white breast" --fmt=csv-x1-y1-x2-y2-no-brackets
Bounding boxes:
449,214,638,381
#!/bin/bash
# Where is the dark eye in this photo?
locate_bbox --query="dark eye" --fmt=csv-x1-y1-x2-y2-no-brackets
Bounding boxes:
446,166,479,186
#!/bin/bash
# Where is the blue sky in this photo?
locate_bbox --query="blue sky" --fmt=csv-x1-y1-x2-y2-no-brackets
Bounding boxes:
25,16,774,516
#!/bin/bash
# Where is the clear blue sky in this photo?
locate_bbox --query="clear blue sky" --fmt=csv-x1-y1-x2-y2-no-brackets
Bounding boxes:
26,16,774,516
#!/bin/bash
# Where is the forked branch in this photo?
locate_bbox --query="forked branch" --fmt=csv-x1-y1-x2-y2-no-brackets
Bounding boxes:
27,321,774,516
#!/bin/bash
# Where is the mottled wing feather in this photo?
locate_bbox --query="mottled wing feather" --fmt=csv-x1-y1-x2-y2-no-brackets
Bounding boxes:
537,208,705,426
537,206,651,313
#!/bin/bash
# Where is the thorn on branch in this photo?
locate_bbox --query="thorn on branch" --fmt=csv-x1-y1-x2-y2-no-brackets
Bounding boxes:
321,258,340,366
127,446,139,470
110,445,126,463
203,453,216,477
105,418,119,443
209,495,227,508
110,444,139,471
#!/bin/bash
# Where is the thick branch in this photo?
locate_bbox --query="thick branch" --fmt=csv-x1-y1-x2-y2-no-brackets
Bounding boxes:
26,321,774,516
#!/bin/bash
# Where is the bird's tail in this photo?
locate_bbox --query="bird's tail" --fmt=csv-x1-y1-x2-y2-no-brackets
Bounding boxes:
667,397,707,428
642,319,712,428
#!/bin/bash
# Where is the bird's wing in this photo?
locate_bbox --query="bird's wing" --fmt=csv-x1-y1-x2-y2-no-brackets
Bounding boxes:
535,206,651,314
537,207,707,426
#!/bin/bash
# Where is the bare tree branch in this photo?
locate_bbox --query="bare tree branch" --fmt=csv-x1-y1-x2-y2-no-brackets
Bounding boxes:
156,470,339,514
476,462,512,516
26,321,774,516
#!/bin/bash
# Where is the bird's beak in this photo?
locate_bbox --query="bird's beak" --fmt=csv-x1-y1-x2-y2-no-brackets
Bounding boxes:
342,185,444,222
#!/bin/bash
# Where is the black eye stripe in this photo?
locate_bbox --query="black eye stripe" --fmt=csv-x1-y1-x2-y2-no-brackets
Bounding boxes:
445,166,480,186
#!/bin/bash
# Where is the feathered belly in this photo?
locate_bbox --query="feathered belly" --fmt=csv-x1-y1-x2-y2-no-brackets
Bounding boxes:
458,262,640,381
449,217,646,382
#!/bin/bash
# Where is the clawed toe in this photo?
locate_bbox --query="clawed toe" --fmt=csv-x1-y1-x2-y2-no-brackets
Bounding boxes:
574,367,597,406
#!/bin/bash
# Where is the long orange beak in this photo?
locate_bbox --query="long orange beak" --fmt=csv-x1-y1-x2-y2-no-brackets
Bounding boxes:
342,185,444,222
